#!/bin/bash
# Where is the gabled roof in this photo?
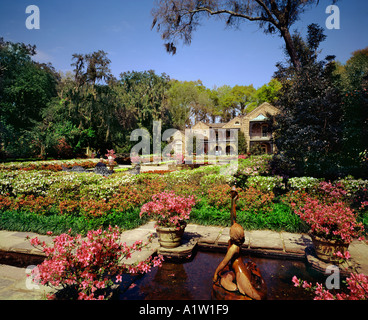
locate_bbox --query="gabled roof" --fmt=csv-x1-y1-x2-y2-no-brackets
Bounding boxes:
247,102,279,119
192,121,226,129
250,114,268,122
208,123,226,128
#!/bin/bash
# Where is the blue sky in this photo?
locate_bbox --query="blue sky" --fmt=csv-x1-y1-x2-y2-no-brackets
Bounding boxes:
0,0,367,89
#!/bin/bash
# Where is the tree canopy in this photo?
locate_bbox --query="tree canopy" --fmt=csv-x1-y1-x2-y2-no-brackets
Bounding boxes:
1,33,366,180
272,24,367,179
151,0,335,69
0,38,58,158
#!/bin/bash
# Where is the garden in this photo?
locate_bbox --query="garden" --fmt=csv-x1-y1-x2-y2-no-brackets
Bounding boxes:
1,155,368,300
1,155,367,236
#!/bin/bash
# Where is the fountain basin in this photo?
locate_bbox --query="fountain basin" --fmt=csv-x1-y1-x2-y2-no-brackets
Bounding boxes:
120,250,326,300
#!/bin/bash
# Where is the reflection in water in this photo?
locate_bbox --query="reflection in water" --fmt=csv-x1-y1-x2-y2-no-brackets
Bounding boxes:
120,251,326,300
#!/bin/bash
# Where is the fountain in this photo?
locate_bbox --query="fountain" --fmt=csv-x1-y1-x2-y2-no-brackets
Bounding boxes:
211,187,267,300
120,185,327,301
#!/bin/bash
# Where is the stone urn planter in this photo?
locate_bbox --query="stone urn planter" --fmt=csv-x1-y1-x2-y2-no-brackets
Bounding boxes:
309,232,349,264
156,222,186,249
139,191,196,249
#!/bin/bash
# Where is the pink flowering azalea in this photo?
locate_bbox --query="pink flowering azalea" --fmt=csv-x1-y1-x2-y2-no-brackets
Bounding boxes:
334,251,352,260
29,226,163,300
294,197,365,244
140,191,196,228
292,276,300,287
293,253,368,300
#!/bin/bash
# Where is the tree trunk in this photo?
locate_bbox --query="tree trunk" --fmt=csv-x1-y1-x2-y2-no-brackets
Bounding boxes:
280,27,301,71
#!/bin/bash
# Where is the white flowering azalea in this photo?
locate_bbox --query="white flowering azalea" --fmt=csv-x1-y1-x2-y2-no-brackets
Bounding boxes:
288,177,322,191
246,176,285,193
11,171,58,196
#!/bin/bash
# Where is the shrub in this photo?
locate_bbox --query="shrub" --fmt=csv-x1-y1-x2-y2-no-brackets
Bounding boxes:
12,195,56,215
163,165,221,188
205,185,275,214
206,184,232,210
199,174,235,191
246,175,285,193
54,138,74,159
59,199,80,215
237,155,272,176
0,194,14,211
0,171,16,195
169,183,201,197
0,159,99,171
315,181,348,204
28,226,163,300
292,197,365,243
337,178,368,196
12,171,57,197
293,272,368,300
238,187,275,213
337,178,368,209
287,177,322,191
140,191,196,228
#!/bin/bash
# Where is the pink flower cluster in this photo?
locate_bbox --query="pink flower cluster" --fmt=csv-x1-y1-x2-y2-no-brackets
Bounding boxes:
293,271,368,300
318,181,347,201
293,197,365,243
105,149,116,159
140,191,196,228
175,153,184,164
293,251,368,300
361,201,368,210
28,226,163,300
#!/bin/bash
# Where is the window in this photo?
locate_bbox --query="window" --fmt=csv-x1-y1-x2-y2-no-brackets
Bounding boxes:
261,124,268,137
235,121,240,125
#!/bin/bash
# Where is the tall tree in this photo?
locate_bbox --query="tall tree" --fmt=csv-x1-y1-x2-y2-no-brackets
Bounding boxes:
337,48,368,177
114,70,171,152
210,85,234,122
0,38,58,158
151,0,335,70
167,80,202,129
248,79,282,111
272,24,343,178
39,51,119,157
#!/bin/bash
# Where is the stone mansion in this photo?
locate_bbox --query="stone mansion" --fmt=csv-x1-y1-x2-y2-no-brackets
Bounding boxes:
171,102,279,156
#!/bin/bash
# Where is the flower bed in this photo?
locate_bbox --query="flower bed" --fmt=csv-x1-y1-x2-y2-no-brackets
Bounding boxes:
0,157,367,237
0,159,100,172
2,157,367,301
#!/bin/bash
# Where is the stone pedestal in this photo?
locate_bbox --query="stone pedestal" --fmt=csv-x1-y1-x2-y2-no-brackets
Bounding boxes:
305,246,355,277
157,234,198,262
